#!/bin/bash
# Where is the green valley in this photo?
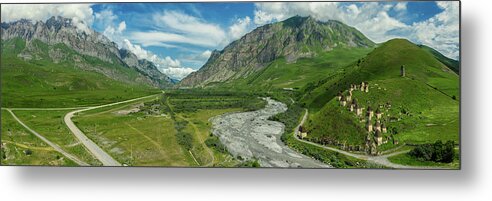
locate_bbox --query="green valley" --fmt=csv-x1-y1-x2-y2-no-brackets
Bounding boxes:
1,13,459,169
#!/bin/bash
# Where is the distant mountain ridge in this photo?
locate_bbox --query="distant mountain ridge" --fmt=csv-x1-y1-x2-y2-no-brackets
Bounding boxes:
179,16,376,87
1,16,173,88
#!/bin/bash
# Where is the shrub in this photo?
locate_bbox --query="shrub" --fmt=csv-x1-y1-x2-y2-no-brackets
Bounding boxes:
24,149,33,155
205,136,228,153
176,131,194,150
409,140,455,163
237,159,261,167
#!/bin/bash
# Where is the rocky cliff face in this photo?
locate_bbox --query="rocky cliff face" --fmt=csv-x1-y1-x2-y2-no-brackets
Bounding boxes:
1,16,173,88
119,49,173,88
179,16,375,87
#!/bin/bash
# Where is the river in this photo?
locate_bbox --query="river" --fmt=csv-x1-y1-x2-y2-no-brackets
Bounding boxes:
211,97,330,168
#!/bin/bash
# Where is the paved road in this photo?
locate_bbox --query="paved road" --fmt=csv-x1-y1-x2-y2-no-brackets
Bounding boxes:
64,94,159,166
294,109,450,169
5,109,89,166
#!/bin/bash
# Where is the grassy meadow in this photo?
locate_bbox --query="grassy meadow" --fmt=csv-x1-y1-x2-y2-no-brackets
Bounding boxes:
12,110,101,165
1,38,159,108
1,110,77,166
71,92,265,167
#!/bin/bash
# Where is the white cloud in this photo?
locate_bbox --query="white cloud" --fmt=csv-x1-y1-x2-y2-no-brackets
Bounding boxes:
1,4,94,33
407,1,460,59
201,50,212,59
394,2,407,12
130,31,219,47
253,2,459,59
132,10,226,48
93,9,126,46
180,50,213,66
162,67,196,80
228,16,252,40
117,21,126,32
131,11,254,50
121,39,195,80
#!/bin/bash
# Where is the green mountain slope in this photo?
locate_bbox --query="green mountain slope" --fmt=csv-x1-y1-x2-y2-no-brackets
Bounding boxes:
210,47,374,91
419,44,459,74
302,39,459,151
179,16,375,87
301,39,459,110
1,38,159,108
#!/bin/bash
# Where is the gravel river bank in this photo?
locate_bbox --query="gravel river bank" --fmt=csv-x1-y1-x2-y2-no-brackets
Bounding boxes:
211,97,329,168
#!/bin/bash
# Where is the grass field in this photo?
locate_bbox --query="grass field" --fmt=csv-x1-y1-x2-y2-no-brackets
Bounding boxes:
1,110,77,166
73,98,193,166
72,92,263,167
12,110,101,165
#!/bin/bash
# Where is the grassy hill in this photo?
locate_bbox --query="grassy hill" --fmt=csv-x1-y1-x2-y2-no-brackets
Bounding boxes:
302,39,459,151
1,38,159,108
300,39,459,111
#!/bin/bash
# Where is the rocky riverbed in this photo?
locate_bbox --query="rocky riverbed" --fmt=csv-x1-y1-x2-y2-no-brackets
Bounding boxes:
211,97,330,168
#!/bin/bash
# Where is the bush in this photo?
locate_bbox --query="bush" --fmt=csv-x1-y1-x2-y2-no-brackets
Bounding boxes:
409,140,455,163
24,149,33,155
237,159,261,167
205,136,228,153
176,131,194,150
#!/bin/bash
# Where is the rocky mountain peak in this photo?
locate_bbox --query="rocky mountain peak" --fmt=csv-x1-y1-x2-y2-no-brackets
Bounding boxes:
2,16,173,88
45,16,74,31
179,15,375,87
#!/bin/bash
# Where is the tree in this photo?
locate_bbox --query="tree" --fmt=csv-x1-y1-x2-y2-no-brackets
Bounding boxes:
409,140,455,163
442,141,455,163
24,149,33,155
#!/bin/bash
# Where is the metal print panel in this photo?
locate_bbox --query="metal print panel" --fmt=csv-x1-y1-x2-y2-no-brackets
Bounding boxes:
0,1,460,169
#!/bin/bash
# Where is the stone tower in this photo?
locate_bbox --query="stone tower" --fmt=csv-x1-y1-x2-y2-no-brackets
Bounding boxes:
367,106,374,120
375,130,383,146
375,108,382,119
366,121,373,132
340,96,347,107
401,65,405,77
374,121,381,132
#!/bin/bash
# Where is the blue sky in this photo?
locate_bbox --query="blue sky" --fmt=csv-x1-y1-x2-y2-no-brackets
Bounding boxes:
1,1,459,80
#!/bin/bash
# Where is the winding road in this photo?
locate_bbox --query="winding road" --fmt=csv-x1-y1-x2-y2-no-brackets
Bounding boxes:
294,109,450,169
4,109,89,166
63,94,159,166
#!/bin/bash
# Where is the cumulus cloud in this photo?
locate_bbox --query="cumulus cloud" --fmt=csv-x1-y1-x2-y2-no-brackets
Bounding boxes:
1,4,94,33
407,1,460,59
93,9,127,46
394,2,407,12
122,39,195,80
253,2,459,59
162,67,196,80
201,50,212,59
228,16,252,40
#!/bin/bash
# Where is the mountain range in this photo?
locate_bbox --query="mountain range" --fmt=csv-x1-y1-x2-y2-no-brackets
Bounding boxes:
1,15,459,101
1,16,173,88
